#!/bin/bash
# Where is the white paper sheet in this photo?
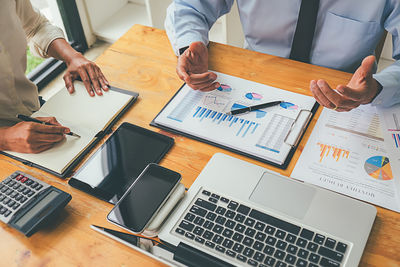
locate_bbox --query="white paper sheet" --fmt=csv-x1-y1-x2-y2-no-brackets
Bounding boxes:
291,105,400,212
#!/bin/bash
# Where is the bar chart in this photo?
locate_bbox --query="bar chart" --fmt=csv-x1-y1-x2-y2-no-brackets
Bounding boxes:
192,106,260,138
317,142,350,162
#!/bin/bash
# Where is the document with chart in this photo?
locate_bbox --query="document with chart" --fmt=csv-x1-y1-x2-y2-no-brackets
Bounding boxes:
378,103,400,202
291,105,400,212
151,72,317,168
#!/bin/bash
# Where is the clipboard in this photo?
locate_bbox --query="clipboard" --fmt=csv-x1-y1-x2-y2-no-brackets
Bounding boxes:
151,80,319,169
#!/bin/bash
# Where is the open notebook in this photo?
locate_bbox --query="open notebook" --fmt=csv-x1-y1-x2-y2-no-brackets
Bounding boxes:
151,72,318,169
2,82,138,177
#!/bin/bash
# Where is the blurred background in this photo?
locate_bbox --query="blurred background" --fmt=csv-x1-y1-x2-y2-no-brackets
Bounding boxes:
30,0,395,97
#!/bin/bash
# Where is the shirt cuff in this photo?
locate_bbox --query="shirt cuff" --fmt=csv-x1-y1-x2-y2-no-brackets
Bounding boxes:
371,73,400,107
176,32,209,54
29,24,65,58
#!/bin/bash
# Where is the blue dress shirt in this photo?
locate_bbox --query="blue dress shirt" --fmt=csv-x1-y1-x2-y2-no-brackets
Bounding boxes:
165,0,400,107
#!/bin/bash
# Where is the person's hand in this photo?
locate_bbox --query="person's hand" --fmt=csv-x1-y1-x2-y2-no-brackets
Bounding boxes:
63,53,109,97
310,55,381,112
1,117,70,153
177,41,220,92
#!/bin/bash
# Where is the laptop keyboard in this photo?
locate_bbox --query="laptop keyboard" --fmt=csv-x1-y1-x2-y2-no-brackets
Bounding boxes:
172,189,349,267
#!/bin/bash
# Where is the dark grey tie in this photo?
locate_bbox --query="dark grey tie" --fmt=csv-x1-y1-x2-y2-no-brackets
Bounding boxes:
289,0,320,63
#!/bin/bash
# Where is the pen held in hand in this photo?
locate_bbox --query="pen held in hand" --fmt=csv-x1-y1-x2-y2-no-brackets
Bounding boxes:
17,114,81,138
226,100,283,116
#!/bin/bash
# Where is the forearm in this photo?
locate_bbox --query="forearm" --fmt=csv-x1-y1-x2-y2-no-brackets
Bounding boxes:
0,127,11,151
47,38,82,65
166,0,233,54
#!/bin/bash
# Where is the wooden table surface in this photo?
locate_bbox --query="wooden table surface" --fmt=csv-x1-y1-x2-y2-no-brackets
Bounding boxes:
0,25,399,266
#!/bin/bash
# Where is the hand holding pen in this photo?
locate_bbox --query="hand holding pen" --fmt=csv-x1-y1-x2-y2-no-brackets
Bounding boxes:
0,115,79,154
17,115,80,138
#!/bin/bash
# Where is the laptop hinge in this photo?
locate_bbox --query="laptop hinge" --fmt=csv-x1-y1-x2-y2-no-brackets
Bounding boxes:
173,242,235,267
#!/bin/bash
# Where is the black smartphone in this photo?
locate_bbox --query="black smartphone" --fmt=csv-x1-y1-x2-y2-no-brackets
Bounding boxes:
68,122,174,204
107,163,181,233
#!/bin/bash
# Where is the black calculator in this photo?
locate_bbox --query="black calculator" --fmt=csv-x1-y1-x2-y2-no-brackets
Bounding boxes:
0,171,71,237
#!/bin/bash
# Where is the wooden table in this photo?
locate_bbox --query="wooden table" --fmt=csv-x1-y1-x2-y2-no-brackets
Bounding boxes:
1,25,399,266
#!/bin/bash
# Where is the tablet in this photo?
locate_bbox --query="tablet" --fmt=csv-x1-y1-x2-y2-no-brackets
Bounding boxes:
68,122,174,204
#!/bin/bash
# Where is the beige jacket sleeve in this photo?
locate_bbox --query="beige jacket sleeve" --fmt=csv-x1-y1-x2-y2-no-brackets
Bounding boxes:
16,0,65,58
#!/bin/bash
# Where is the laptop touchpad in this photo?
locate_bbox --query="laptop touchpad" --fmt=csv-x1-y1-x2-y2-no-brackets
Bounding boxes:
249,172,315,220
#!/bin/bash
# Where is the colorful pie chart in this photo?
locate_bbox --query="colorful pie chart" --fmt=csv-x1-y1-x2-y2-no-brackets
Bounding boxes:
364,156,393,180
217,84,232,92
280,102,299,110
245,92,263,100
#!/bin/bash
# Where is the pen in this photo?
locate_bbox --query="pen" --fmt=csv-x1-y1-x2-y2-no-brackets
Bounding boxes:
226,100,283,115
91,225,139,246
91,225,176,254
17,114,81,138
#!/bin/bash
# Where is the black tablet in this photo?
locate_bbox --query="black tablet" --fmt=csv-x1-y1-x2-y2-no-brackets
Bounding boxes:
68,122,174,204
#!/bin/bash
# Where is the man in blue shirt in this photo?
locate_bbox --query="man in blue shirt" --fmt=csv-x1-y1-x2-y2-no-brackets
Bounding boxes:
165,0,400,111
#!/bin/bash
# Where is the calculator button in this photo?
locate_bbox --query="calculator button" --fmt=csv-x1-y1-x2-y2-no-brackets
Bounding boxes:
10,191,18,198
4,210,11,217
20,196,27,203
8,181,16,187
12,203,20,210
27,191,35,197
5,188,13,196
36,184,43,191
3,179,11,185
25,179,33,186
18,186,26,192
1,187,7,193
13,184,21,190
7,200,15,207
0,195,4,201
9,173,18,179
0,184,4,190
3,197,10,205
22,188,31,195
20,176,28,183
30,182,38,189
0,206,6,214
15,194,22,201
16,174,24,181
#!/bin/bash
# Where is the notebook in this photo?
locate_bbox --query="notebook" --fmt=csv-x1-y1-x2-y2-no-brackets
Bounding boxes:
151,72,318,169
1,82,138,177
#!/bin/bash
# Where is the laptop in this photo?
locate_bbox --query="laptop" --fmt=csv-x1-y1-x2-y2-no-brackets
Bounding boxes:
158,153,376,266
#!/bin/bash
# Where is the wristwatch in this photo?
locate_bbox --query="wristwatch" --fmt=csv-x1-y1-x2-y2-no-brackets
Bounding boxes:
179,46,189,55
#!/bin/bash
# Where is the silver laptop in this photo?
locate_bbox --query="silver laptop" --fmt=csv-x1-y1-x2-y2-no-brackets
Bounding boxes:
158,153,376,266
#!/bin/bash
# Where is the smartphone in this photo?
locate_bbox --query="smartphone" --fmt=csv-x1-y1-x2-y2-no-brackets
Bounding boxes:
107,163,181,233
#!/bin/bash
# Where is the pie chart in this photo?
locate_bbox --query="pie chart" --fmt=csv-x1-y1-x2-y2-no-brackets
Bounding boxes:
245,92,263,100
364,156,393,180
280,102,299,110
217,84,232,92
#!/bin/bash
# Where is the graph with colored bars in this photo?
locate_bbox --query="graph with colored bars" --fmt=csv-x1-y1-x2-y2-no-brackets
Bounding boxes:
389,113,400,148
317,142,350,162
191,106,260,138
392,134,400,148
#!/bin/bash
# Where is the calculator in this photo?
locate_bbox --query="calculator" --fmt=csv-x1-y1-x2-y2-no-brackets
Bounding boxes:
0,171,71,237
